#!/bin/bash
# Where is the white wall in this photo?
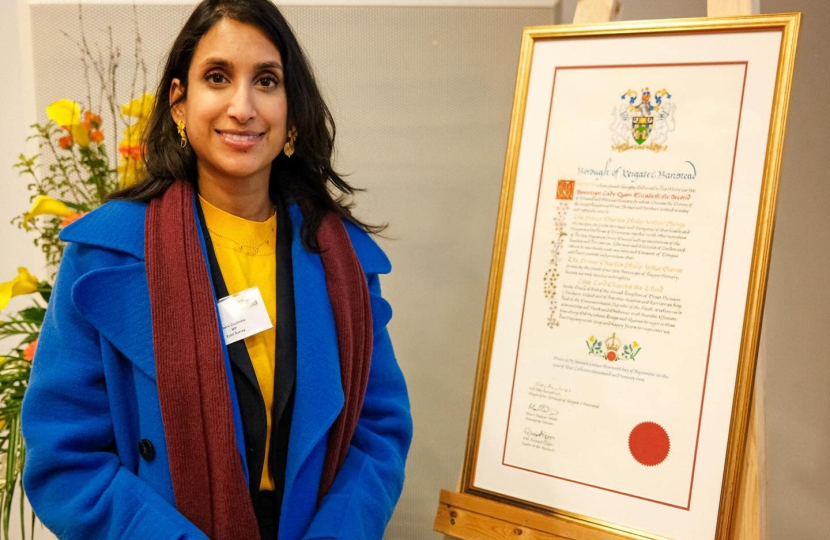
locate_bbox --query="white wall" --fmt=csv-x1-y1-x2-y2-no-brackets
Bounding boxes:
0,14,54,540
0,7,55,540
1,1,41,290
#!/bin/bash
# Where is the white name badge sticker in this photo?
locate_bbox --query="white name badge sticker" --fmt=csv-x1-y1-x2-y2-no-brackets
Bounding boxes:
217,286,273,345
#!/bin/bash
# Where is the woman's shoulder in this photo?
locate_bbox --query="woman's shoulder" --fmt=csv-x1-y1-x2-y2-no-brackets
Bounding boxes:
58,199,147,262
342,219,391,276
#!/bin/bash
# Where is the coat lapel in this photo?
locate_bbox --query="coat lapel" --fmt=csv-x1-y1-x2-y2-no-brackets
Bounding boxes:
281,204,393,503
60,201,156,381
282,204,345,497
71,262,156,381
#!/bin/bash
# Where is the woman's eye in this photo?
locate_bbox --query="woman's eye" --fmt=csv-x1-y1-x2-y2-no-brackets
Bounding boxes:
259,76,280,88
205,72,227,84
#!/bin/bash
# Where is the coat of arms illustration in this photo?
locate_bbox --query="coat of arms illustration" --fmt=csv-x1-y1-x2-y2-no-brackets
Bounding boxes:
610,87,675,152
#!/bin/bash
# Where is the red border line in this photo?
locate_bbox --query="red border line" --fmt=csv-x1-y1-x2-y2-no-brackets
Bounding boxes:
686,61,749,509
500,64,560,481
503,463,688,510
500,61,749,511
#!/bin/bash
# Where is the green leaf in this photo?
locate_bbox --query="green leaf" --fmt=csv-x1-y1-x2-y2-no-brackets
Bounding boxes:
16,308,44,326
0,325,38,339
62,200,85,212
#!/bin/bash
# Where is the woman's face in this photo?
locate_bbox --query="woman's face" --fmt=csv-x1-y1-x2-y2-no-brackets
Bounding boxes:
170,18,288,184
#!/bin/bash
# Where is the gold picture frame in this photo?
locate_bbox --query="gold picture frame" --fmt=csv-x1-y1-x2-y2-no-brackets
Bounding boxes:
460,13,800,540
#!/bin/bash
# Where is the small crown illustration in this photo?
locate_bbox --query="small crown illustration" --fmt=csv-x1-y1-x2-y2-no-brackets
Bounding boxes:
605,333,621,352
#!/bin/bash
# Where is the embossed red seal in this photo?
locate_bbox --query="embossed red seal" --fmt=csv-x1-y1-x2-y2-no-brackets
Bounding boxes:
629,422,670,466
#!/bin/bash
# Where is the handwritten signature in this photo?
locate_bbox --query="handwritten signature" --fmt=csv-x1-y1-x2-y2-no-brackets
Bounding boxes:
524,428,556,442
527,402,559,415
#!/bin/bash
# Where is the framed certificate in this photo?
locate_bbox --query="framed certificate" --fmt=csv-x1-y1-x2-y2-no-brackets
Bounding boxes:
462,14,799,540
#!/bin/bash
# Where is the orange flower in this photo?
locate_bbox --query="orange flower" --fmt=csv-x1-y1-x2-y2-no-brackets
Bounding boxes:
89,129,104,143
82,110,102,130
23,339,37,362
58,135,74,149
119,145,143,160
60,212,86,227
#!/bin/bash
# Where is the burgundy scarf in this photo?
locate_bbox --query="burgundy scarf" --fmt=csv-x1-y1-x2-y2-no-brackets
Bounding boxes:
145,179,372,539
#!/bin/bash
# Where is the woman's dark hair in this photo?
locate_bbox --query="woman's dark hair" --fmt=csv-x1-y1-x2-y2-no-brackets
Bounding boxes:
107,0,382,250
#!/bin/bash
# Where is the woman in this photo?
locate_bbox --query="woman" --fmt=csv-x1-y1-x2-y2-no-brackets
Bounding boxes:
20,1,412,539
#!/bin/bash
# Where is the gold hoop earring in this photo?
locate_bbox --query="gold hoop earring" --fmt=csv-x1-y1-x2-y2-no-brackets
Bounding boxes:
177,120,188,149
284,126,298,157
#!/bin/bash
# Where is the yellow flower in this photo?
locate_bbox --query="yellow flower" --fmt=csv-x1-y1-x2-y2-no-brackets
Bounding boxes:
46,99,90,147
633,341,639,348
22,195,74,231
120,122,146,148
0,267,39,310
120,94,154,120
589,335,595,341
117,156,143,189
46,99,81,127
117,94,154,188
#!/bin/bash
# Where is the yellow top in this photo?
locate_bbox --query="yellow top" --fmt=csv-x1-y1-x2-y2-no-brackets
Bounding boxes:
199,194,277,492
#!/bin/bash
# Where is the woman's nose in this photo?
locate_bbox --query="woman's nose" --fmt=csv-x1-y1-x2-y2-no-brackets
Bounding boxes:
227,84,256,123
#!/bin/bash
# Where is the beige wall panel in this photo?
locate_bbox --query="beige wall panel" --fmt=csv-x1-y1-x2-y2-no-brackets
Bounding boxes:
758,2,830,540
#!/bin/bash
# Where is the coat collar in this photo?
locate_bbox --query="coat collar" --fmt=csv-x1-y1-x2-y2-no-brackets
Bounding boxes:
60,200,147,260
59,198,392,274
59,197,392,383
58,196,391,496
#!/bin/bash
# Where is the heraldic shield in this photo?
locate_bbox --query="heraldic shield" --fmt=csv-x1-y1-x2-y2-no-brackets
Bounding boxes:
631,116,654,145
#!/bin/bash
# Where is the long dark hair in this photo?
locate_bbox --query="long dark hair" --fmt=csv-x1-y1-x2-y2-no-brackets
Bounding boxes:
107,0,383,250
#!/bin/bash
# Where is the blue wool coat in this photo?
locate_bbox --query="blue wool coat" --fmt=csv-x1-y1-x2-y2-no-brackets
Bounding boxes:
20,196,413,540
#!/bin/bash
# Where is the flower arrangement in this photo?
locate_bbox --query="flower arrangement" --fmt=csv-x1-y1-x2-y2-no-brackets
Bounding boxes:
0,93,153,539
0,7,151,537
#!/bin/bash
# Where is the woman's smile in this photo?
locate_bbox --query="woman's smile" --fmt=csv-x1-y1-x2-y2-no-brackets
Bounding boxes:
216,128,266,150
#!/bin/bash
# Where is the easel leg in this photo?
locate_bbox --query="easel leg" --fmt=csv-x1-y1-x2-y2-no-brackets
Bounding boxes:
732,329,766,540
573,0,621,24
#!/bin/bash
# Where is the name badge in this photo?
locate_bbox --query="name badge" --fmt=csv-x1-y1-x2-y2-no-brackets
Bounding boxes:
217,286,273,345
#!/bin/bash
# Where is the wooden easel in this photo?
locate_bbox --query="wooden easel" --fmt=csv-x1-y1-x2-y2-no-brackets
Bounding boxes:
434,0,765,539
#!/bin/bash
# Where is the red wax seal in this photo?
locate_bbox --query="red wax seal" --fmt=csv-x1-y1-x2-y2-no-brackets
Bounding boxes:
606,351,616,361
629,422,670,466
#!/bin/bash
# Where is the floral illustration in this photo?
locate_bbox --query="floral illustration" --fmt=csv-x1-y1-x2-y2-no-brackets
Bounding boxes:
544,202,569,328
586,333,642,362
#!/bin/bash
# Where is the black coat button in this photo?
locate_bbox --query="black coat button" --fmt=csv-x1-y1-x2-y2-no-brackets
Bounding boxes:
138,439,156,462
